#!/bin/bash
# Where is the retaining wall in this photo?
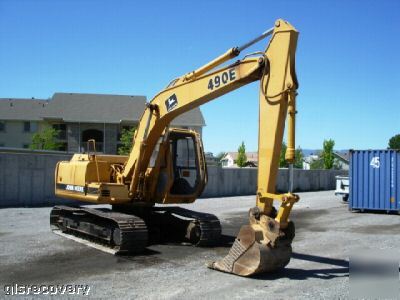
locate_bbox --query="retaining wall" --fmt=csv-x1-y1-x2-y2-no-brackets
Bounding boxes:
201,167,346,197
0,151,347,207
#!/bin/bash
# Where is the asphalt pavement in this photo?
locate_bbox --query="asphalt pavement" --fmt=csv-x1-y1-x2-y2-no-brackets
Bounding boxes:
1,191,399,299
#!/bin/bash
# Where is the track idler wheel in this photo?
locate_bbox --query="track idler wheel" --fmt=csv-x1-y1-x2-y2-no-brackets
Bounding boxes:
185,222,202,245
207,207,295,277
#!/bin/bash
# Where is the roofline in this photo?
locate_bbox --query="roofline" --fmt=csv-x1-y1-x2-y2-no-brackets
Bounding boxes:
52,92,147,98
1,93,206,126
0,98,48,101
333,152,349,162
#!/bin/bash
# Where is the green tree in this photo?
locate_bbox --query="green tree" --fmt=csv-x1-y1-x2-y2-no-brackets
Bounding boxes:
279,142,288,168
294,146,304,169
310,156,324,169
118,127,136,155
322,139,335,169
30,127,61,150
236,141,247,168
388,134,400,149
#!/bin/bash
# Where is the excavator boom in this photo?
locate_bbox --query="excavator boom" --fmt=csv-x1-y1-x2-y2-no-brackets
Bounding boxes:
208,19,300,276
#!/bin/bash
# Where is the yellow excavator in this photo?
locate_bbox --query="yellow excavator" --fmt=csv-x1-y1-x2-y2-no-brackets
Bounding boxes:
51,19,299,277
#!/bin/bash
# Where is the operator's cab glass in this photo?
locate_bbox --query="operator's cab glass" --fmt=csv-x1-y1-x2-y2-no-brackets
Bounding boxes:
169,133,200,195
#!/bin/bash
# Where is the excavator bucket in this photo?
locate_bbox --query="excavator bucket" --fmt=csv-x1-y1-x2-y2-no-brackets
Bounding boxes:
207,208,295,277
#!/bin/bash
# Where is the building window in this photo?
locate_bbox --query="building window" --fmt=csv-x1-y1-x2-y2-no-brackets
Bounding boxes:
81,129,104,153
0,143,4,147
22,144,30,149
23,121,37,133
0,121,5,132
52,124,67,140
23,122,30,132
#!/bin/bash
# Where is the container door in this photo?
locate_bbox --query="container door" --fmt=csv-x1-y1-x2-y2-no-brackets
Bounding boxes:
350,150,398,211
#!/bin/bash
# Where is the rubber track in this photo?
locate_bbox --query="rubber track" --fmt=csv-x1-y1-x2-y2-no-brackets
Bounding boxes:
50,206,148,254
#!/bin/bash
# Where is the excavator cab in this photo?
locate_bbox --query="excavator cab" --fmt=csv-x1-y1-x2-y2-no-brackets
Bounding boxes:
149,128,207,204
170,131,202,195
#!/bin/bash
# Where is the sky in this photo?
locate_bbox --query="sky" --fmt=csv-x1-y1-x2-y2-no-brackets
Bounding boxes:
0,0,399,154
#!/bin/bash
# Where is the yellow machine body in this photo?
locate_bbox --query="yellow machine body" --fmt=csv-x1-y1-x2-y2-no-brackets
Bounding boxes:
55,154,130,204
55,128,207,205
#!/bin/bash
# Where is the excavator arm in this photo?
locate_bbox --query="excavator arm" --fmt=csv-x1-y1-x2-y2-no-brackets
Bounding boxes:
120,19,300,276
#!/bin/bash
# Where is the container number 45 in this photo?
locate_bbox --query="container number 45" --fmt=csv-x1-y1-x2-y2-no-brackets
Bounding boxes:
370,157,380,169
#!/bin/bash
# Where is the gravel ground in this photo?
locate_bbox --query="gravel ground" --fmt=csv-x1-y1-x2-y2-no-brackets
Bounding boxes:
0,191,399,299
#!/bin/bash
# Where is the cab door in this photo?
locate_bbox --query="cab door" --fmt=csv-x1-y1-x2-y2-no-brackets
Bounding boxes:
164,129,207,203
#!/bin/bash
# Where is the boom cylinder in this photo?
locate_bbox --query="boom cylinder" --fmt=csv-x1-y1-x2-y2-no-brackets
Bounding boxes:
184,26,274,82
285,91,296,163
237,27,274,52
184,48,239,81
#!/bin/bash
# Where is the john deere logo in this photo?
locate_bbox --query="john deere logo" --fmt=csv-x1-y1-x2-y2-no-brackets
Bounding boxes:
165,94,178,112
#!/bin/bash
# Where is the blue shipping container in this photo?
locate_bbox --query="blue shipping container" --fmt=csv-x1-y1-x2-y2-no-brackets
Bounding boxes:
350,150,399,212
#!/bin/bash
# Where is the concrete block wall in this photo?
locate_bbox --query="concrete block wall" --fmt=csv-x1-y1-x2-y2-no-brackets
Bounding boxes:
202,167,257,197
276,169,345,192
0,151,347,207
201,167,347,197
0,151,74,207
